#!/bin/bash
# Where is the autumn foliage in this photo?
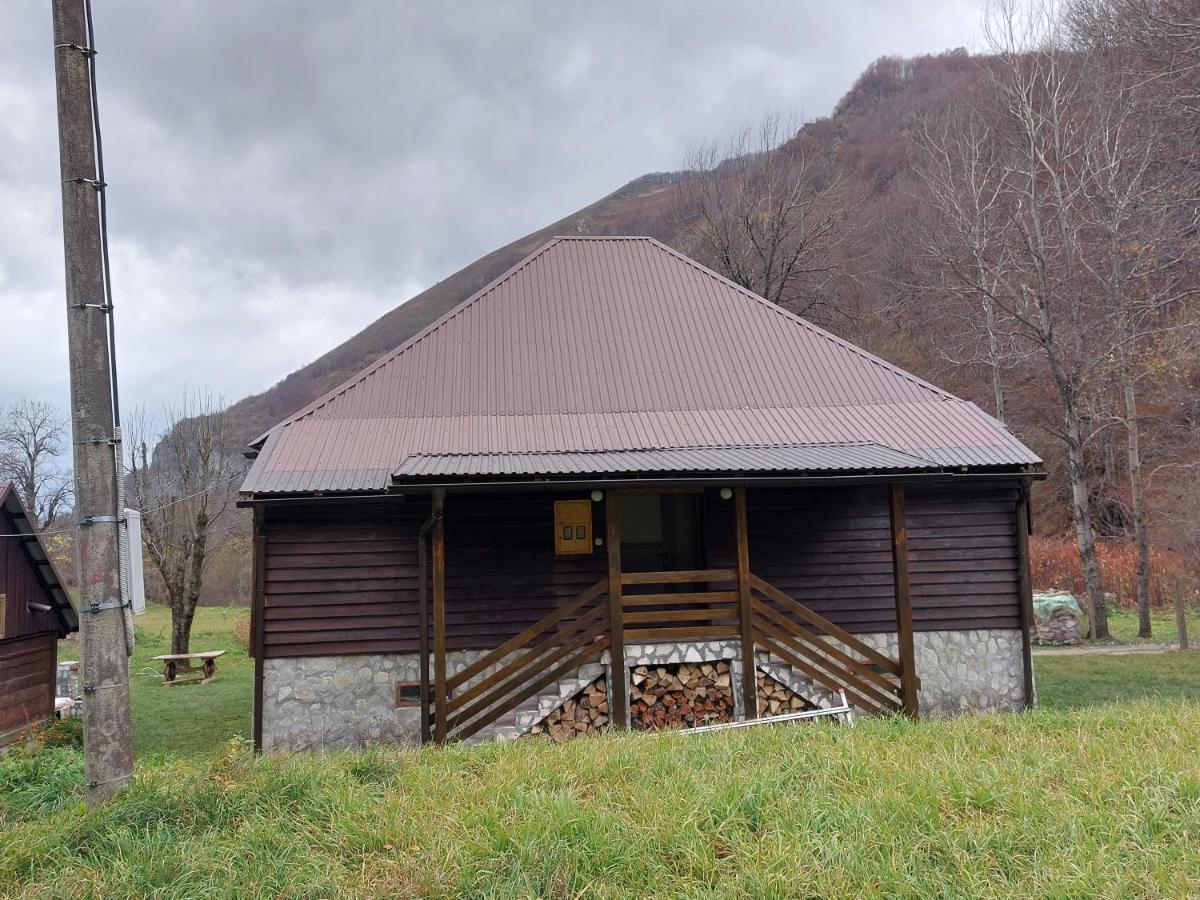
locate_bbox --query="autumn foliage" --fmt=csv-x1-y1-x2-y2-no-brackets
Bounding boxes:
1031,536,1199,609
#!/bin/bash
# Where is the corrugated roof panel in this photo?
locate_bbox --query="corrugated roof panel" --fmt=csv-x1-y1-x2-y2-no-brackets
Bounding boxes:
241,237,1040,495
392,444,942,479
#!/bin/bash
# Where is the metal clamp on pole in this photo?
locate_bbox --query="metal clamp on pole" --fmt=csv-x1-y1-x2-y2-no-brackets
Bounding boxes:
83,681,126,695
69,302,113,311
85,599,125,614
62,175,106,190
77,514,122,525
54,40,96,57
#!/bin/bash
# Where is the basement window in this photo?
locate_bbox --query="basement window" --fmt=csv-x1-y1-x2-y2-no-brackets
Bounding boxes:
394,681,424,708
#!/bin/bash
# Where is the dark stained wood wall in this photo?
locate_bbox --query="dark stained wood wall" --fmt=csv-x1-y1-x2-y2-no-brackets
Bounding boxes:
260,480,1023,659
0,507,62,641
260,493,606,659
0,633,56,743
706,480,1021,633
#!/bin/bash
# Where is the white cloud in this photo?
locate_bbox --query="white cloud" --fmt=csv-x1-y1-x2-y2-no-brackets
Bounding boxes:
0,0,983,418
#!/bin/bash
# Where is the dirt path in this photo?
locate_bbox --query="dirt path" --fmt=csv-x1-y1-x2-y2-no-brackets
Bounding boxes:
1034,642,1179,657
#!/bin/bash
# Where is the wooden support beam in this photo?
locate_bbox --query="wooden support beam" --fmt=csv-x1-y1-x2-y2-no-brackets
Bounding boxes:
888,484,919,718
1015,480,1036,710
605,493,628,730
734,487,757,720
251,503,266,752
431,490,447,745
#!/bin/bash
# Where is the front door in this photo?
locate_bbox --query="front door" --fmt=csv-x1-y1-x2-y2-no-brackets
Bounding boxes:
619,492,703,573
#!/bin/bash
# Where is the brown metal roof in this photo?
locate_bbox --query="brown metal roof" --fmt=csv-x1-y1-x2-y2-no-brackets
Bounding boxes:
242,236,1039,494
0,481,77,634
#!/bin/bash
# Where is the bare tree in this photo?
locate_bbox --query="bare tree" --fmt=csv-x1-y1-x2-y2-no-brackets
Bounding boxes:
914,103,1031,420
126,392,242,654
919,2,1117,636
0,398,73,529
677,112,860,327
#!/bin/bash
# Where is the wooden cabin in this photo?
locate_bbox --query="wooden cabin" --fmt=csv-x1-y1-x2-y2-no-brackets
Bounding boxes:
0,482,78,745
240,236,1043,750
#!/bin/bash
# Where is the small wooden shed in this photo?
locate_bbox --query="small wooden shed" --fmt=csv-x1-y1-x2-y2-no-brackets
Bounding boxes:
240,237,1043,750
0,482,78,745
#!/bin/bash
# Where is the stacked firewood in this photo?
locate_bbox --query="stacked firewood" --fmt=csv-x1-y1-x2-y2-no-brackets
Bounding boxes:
756,670,815,717
630,661,734,730
529,677,608,741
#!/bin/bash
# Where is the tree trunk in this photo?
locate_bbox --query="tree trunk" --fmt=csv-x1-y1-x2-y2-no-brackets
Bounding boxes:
1063,399,1110,639
170,600,195,656
1121,361,1152,638
984,294,1005,420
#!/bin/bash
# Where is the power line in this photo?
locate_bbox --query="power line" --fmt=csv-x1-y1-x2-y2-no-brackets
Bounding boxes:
0,471,243,538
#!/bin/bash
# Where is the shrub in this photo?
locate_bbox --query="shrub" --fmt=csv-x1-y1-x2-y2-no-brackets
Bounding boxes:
232,617,252,652
1031,535,1200,609
19,717,85,752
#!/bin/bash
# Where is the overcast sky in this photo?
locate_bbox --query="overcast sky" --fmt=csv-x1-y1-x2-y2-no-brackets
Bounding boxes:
1,1,983,422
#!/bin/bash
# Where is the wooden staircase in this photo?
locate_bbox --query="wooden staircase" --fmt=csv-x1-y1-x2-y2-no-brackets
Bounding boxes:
428,568,915,743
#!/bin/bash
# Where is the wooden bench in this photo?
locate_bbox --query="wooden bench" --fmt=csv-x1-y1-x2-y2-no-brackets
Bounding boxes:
151,650,226,686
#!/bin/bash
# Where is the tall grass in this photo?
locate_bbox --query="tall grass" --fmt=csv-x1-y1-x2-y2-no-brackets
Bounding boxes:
3,703,1199,898
1031,536,1199,610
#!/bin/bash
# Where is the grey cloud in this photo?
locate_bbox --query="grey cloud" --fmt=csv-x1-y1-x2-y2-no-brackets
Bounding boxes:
0,0,982,416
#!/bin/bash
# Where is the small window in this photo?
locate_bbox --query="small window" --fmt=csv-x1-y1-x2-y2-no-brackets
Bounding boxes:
395,681,424,708
554,500,593,555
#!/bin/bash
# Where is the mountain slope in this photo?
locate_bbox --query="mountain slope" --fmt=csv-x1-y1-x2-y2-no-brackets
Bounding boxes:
225,172,686,444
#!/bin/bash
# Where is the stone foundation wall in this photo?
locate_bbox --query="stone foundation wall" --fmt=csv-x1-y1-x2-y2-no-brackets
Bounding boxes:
259,627,1027,750
261,650,494,751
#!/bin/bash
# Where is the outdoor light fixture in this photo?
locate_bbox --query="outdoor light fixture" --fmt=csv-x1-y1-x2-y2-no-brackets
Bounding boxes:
590,490,603,502
719,487,733,500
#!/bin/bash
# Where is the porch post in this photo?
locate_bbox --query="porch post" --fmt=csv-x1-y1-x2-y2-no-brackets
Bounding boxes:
432,489,448,744
734,488,757,720
605,492,628,730
1015,479,1036,710
250,503,266,752
888,484,919,717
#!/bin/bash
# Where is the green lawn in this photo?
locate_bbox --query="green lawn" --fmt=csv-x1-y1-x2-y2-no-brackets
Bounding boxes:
1034,651,1200,709
58,605,253,757
7,605,1197,896
51,604,1200,758
1083,606,1200,645
3,703,1198,897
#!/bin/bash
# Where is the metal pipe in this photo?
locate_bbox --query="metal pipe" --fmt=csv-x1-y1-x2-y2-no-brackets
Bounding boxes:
416,508,436,745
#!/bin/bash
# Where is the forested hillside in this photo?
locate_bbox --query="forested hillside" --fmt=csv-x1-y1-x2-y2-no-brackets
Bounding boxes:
207,1,1197,634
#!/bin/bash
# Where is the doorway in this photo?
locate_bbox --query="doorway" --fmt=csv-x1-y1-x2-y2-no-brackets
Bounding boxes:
618,492,704,573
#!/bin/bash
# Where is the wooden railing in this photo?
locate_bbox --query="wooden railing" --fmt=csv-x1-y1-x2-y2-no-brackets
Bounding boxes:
619,568,739,642
749,574,911,717
432,577,610,743
429,569,916,744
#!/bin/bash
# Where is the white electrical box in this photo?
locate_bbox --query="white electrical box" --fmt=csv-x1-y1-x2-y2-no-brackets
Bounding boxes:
121,508,146,615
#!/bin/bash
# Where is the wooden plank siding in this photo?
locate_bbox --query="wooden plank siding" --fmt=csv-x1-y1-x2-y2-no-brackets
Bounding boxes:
0,632,56,742
261,493,605,659
0,506,63,641
259,480,1024,660
706,481,1022,634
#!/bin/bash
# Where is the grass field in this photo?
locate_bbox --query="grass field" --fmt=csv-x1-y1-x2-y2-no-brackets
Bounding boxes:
58,605,253,756
1074,606,1200,645
51,604,1200,758
2,703,1198,897
5,605,1197,896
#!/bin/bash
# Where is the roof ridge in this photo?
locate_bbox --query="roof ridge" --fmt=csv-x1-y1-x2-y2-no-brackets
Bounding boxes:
250,236,570,445
636,236,960,403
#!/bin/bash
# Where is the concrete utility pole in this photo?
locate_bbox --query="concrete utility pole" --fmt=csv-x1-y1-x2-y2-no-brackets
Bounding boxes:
51,0,133,800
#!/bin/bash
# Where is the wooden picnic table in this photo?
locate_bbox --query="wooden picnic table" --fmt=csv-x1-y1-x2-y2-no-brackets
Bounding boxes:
151,650,226,685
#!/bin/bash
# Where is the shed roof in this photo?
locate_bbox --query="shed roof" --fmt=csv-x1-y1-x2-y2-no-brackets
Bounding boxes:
0,482,77,635
242,236,1039,494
